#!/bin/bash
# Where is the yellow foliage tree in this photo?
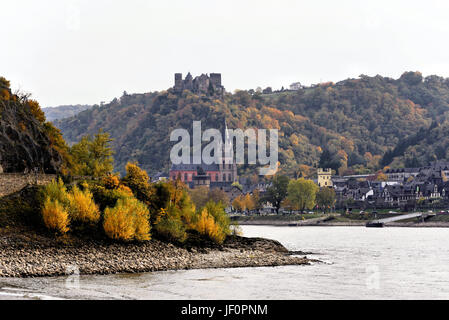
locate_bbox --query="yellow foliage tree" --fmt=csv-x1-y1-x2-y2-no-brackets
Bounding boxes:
67,185,100,224
122,162,152,204
232,195,245,212
244,193,256,211
27,99,46,123
192,208,226,244
42,198,70,234
103,197,151,241
42,178,70,207
103,174,121,190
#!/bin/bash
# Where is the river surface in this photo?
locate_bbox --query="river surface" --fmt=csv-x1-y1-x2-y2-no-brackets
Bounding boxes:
1,226,449,299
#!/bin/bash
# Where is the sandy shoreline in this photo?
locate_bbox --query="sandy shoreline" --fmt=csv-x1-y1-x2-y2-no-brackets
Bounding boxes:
0,231,311,278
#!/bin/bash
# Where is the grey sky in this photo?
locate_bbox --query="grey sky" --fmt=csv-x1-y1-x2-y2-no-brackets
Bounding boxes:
1,0,448,107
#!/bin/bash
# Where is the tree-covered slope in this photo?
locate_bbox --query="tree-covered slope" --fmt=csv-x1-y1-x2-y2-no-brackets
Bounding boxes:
55,72,449,176
43,104,93,121
0,77,67,173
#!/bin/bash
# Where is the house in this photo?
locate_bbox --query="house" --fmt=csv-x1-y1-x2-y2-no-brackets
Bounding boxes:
385,168,420,182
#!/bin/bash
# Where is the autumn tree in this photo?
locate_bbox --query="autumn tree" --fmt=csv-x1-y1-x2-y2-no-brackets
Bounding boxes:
251,189,261,210
122,162,152,204
376,172,388,181
232,195,245,213
244,193,256,211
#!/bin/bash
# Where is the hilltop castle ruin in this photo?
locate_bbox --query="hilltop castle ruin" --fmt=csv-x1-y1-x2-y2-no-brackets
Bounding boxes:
173,72,224,95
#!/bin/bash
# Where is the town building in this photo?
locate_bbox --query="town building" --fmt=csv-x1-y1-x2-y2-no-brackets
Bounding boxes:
317,168,333,187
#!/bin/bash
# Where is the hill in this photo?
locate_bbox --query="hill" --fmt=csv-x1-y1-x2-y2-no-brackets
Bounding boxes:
55,72,449,177
0,77,68,173
43,104,93,121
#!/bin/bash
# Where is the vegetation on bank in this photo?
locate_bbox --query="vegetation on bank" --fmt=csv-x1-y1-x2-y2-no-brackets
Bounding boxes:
35,161,232,244
229,174,336,215
0,116,233,244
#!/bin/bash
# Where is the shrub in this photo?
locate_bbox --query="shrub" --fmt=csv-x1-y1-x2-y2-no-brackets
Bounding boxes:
0,88,10,100
203,201,231,236
103,197,151,241
67,185,100,224
148,182,173,225
42,178,69,207
0,77,11,89
91,184,131,212
27,99,46,123
191,208,226,244
41,198,70,234
153,211,187,243
102,174,120,190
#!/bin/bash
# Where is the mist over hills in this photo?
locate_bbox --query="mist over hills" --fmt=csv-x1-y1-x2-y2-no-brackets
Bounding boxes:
54,72,449,177
43,104,93,121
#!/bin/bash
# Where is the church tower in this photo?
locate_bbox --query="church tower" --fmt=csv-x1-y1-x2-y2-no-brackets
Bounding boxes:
219,121,237,183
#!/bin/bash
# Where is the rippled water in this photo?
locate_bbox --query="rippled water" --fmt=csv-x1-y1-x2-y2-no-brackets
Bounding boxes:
2,226,449,299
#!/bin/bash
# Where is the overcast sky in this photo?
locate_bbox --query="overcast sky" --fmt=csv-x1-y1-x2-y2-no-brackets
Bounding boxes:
1,0,449,107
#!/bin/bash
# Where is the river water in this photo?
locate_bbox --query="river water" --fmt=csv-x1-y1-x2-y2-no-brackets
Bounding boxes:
1,226,449,299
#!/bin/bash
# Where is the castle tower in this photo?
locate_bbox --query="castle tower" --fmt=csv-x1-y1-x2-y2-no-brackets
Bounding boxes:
210,73,222,87
174,73,183,92
184,72,193,91
317,168,333,188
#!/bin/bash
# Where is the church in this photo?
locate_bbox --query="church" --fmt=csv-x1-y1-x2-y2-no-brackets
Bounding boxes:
169,123,238,188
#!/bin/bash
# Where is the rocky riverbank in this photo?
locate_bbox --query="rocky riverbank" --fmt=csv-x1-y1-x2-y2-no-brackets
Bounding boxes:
0,228,312,278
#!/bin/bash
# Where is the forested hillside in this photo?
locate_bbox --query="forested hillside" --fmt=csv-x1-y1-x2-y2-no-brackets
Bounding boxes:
43,104,92,121
55,72,449,177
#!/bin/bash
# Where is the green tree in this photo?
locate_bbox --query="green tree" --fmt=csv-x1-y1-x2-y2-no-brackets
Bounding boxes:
90,129,114,176
315,187,336,213
287,178,319,213
70,129,114,177
264,175,289,213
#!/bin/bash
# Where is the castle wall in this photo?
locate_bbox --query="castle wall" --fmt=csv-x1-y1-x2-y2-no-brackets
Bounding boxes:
173,73,223,95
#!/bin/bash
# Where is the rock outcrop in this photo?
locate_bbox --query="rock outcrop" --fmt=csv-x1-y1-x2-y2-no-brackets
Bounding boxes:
0,77,63,173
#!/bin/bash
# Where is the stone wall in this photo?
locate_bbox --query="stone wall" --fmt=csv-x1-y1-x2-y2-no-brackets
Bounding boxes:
0,173,57,197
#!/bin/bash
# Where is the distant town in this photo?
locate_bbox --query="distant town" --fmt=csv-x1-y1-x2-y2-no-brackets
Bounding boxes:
154,160,449,213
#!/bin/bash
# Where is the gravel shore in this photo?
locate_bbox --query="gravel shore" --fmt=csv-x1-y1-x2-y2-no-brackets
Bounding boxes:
0,230,311,278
